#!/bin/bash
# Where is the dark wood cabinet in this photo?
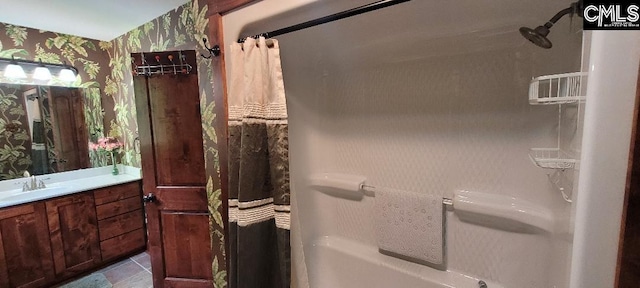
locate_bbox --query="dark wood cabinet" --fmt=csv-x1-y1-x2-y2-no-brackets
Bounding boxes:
0,203,55,288
45,193,101,278
94,181,146,261
0,180,145,287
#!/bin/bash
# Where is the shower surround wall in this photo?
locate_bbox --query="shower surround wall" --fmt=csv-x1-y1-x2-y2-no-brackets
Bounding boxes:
282,27,582,288
223,0,584,287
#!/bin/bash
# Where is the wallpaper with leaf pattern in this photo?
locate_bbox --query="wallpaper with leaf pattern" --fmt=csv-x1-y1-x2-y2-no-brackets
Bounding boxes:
102,1,227,286
38,86,58,174
0,85,31,180
0,22,110,168
0,1,226,286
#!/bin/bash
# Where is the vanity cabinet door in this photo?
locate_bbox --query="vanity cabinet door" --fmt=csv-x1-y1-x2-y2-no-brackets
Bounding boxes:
45,193,101,277
0,202,55,288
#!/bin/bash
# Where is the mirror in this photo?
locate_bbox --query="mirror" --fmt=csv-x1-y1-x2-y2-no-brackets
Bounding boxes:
0,83,94,180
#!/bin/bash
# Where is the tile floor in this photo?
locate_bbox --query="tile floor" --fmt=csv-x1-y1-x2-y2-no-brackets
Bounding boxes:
55,252,153,288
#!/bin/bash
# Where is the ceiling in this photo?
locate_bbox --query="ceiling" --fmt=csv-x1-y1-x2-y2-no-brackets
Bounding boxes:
0,0,190,41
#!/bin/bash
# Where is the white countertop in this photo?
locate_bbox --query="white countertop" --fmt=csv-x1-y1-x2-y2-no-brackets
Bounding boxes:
0,165,142,209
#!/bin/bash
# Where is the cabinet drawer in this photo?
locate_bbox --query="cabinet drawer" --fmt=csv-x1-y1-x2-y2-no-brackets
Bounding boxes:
96,197,142,220
100,228,146,261
94,181,141,205
98,209,144,241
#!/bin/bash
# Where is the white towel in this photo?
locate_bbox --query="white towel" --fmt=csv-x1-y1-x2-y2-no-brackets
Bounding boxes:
374,187,443,266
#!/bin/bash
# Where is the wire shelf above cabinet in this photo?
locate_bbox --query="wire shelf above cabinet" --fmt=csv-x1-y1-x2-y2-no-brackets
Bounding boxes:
529,148,577,170
529,72,587,105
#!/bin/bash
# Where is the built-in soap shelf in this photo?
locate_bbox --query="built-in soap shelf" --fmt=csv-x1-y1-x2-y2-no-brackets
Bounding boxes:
308,173,367,200
307,173,554,233
527,72,586,203
454,190,554,234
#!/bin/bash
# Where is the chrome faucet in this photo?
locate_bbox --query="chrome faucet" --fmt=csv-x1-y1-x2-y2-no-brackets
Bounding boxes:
22,172,46,192
30,175,37,190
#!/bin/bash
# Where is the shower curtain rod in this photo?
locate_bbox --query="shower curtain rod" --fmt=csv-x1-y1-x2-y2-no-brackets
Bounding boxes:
237,0,411,42
201,0,411,58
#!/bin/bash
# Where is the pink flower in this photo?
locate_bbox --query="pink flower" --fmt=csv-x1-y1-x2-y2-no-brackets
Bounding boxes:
91,137,124,153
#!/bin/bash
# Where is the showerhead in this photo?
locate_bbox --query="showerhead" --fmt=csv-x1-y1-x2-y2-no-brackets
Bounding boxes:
519,26,552,49
520,0,582,49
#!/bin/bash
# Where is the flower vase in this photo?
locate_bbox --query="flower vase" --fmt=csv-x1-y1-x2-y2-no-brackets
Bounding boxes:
111,151,119,175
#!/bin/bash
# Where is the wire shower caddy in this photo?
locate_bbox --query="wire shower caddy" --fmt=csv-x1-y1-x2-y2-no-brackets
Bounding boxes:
527,72,587,203
529,72,587,105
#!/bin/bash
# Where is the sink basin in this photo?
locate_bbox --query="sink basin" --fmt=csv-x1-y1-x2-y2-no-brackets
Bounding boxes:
0,165,141,209
0,185,72,203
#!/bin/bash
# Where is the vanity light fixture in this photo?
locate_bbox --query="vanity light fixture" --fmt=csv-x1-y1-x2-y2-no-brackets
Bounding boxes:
32,59,52,81
3,56,26,79
0,57,78,82
58,67,77,82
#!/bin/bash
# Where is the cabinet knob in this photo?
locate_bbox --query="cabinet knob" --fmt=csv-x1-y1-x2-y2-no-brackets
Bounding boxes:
143,193,156,203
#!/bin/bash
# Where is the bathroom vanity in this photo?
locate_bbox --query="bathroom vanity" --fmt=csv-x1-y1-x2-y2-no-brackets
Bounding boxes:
0,166,145,288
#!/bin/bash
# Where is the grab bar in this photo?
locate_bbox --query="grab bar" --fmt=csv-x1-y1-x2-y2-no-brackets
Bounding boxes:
362,183,454,209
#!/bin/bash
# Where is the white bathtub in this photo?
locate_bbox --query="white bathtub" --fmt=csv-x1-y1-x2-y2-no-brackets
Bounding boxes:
306,236,503,288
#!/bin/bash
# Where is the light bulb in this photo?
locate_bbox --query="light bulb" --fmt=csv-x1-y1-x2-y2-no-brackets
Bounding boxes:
33,66,52,81
4,63,26,79
58,68,76,82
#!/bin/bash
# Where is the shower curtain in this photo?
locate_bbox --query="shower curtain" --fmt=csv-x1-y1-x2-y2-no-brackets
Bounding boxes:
228,37,291,288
